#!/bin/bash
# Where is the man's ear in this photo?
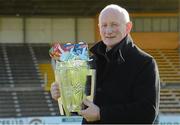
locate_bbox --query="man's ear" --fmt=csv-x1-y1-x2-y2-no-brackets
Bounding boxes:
98,23,100,29
126,21,132,34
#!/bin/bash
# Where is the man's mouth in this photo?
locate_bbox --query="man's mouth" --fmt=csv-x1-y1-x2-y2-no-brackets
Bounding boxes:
106,36,115,39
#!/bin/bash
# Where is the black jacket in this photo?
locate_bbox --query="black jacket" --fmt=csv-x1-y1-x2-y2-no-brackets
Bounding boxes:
83,35,160,124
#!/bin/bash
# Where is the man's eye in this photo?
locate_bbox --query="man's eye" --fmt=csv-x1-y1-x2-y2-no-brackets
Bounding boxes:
112,23,118,27
102,24,107,27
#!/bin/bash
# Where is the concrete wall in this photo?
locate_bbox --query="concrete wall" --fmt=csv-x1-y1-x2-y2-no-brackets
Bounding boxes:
0,17,95,44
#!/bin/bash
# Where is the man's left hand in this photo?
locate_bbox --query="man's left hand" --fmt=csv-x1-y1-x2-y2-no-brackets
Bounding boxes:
78,99,100,122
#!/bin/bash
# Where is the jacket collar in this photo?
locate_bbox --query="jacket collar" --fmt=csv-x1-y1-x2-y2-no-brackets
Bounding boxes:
90,35,134,63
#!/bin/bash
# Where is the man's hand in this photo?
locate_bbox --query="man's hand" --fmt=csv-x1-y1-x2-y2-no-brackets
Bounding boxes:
50,82,60,101
79,99,100,122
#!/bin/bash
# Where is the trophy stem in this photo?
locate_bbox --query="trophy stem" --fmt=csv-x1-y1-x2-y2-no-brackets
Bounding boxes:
58,97,64,115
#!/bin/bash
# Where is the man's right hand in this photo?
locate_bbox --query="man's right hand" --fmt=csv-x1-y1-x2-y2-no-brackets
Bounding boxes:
50,82,60,101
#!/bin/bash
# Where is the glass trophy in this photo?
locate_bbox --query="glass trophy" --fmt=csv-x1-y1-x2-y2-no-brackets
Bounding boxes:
55,60,96,116
50,42,96,116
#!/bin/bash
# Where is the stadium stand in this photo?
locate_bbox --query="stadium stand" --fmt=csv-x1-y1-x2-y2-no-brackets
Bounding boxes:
145,49,180,114
1,43,180,117
145,49,180,86
0,45,13,87
0,91,17,117
160,89,180,113
39,64,55,91
0,44,44,88
0,43,59,117
0,90,59,117
31,44,54,90
16,90,59,117
31,44,51,63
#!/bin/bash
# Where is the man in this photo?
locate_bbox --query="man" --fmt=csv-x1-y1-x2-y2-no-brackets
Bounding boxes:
51,4,160,124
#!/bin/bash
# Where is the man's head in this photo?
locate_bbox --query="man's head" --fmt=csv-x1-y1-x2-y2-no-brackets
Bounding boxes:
98,4,132,49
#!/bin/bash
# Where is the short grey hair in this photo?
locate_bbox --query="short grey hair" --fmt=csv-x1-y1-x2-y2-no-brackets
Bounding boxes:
99,4,130,23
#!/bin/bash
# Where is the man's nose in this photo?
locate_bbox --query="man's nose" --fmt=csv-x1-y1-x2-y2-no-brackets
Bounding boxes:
106,26,113,34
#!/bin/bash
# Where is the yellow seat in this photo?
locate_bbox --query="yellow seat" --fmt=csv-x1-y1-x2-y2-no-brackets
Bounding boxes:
39,64,55,91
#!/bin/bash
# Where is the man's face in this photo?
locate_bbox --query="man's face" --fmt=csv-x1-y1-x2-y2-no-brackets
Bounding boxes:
99,10,127,49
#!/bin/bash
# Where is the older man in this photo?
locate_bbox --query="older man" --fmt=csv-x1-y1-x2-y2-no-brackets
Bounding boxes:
51,4,160,124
